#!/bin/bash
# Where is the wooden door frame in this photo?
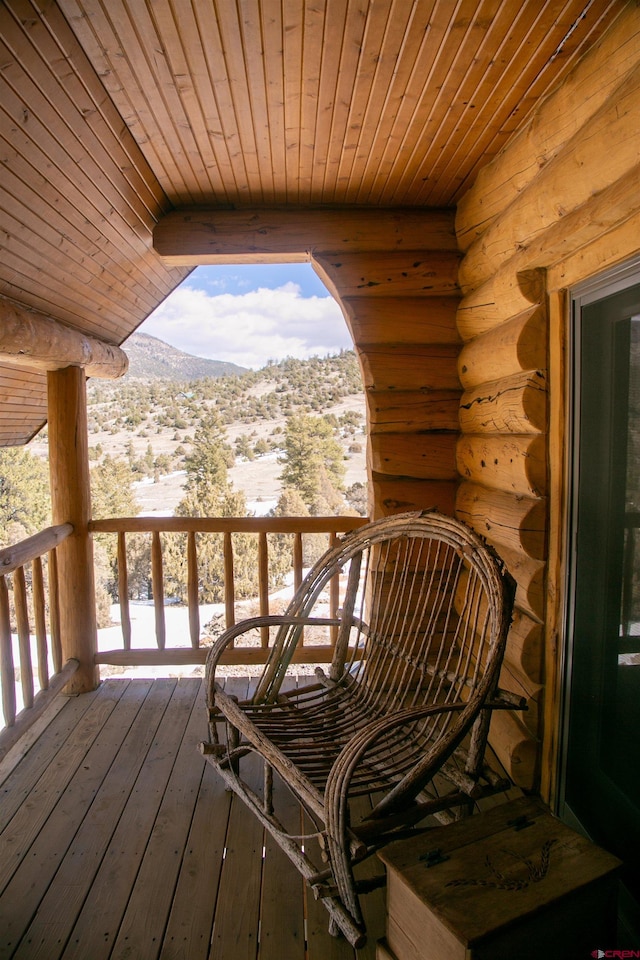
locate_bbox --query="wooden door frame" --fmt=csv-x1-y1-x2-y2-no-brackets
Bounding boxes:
545,256,640,810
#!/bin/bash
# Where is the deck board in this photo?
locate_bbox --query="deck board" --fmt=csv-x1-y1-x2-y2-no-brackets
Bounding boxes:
61,679,199,960
109,679,207,960
9,678,158,960
209,678,265,960
0,677,516,959
160,689,231,960
258,682,306,960
259,786,306,960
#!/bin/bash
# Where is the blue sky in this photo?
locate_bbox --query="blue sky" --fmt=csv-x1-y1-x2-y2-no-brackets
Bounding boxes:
140,263,352,370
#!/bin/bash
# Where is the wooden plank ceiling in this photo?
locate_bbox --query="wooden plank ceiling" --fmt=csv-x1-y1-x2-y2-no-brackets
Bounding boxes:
0,0,623,445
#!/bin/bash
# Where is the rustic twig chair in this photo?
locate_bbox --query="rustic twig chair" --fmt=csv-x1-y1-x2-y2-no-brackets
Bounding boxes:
201,511,521,948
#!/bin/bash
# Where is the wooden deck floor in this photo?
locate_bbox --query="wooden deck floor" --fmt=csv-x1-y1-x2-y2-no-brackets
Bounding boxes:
0,677,389,960
0,676,520,960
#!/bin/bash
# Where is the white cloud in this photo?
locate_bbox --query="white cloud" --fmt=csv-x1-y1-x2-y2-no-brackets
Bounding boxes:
141,282,351,369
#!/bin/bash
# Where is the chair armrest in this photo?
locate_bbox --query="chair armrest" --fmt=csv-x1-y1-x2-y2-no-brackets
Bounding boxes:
328,702,469,786
327,693,522,799
325,698,497,840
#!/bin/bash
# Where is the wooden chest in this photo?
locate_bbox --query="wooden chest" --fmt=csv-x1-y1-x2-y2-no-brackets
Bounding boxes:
377,796,621,960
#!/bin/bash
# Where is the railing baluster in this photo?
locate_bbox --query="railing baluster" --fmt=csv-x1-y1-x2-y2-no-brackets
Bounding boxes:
293,533,303,591
223,532,235,632
48,548,62,674
0,525,75,741
294,532,304,646
32,556,49,691
0,575,16,727
187,531,199,648
329,532,339,646
13,566,34,710
151,531,166,651
259,532,269,648
117,532,131,651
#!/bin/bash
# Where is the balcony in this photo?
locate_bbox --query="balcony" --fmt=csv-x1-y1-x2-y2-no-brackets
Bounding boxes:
0,516,518,958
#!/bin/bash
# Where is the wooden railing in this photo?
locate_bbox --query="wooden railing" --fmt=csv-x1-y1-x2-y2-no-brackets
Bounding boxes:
0,523,78,747
90,516,368,668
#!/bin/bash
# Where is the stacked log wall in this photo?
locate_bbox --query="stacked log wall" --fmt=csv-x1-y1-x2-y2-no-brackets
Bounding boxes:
454,3,640,794
313,226,462,520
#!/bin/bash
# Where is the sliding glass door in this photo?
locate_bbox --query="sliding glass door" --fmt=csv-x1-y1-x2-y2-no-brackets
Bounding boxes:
562,271,640,934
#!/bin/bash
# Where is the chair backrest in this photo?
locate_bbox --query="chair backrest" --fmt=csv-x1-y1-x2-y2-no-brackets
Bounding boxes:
256,512,514,723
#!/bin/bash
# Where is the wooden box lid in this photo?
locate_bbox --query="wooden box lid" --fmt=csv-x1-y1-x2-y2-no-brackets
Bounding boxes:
378,797,621,948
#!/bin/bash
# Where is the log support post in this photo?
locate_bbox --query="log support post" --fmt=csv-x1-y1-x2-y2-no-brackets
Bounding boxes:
47,366,99,693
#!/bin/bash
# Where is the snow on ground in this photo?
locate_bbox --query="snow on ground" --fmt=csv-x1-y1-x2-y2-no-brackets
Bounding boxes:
97,600,223,680
247,498,279,516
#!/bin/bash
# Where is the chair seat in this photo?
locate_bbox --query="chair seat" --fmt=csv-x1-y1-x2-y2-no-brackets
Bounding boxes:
240,675,395,795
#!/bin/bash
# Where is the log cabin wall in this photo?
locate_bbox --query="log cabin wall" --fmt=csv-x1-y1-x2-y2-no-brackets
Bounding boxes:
454,4,640,795
313,227,461,523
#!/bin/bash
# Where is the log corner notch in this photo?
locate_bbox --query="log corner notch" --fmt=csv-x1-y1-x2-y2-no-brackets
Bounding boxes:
0,298,129,380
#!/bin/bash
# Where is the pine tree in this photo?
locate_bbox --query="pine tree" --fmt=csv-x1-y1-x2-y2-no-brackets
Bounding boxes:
0,448,51,546
162,409,287,605
279,414,346,512
91,455,137,519
90,456,141,623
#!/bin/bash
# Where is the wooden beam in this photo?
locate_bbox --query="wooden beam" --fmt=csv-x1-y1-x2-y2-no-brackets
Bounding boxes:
456,434,547,499
0,299,128,379
456,270,545,340
153,206,457,264
0,524,73,577
94,646,342,666
315,251,459,299
456,481,547,561
342,297,461,345
489,709,538,791
499,662,542,737
459,64,640,291
358,343,460,392
369,390,460,433
90,516,367,535
370,433,459,481
371,478,458,517
486,544,546,624
507,609,543,685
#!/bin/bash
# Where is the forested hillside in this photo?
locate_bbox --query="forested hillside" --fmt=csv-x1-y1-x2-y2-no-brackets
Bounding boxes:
28,348,367,518
3,346,366,627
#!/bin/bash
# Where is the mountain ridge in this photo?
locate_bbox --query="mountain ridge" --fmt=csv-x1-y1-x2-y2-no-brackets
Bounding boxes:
124,331,248,380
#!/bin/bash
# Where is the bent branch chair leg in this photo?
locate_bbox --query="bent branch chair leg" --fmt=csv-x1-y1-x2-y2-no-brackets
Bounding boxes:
201,750,366,947
264,761,274,815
